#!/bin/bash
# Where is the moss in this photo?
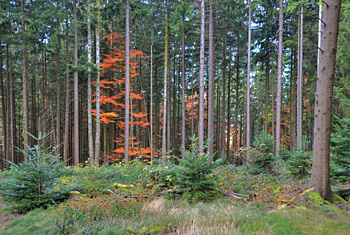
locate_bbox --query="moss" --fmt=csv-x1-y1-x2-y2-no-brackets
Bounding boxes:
308,192,350,215
331,193,346,203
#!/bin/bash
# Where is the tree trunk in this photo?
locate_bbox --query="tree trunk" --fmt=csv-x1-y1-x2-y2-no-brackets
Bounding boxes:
311,0,341,201
297,3,303,150
63,0,70,166
208,0,214,156
181,7,186,159
271,51,275,152
234,44,240,154
226,46,232,160
21,0,28,161
73,0,79,166
264,54,269,133
0,41,6,168
162,1,168,159
56,41,61,156
87,0,94,163
199,0,205,155
221,45,226,158
95,0,101,164
290,47,297,149
246,0,251,157
125,0,130,163
276,0,283,156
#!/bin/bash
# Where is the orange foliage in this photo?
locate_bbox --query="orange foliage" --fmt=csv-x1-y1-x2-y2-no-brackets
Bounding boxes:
92,33,151,161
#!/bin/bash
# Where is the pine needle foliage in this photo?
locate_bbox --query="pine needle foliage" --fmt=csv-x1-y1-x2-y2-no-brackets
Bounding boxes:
0,133,66,213
176,137,222,194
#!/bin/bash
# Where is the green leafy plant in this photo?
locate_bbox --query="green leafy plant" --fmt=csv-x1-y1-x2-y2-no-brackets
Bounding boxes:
175,137,222,201
0,132,67,213
283,148,312,178
331,118,350,182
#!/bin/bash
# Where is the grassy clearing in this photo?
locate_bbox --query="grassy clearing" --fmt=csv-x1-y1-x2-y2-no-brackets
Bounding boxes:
0,198,349,235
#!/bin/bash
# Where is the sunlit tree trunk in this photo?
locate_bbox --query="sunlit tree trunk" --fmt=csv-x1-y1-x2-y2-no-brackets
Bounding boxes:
56,41,61,156
87,0,94,163
246,0,251,158
199,0,205,155
276,0,283,156
311,0,341,201
125,0,130,163
63,0,70,166
162,1,168,159
297,3,303,150
21,0,28,161
73,0,79,166
264,54,269,133
181,4,185,159
234,43,240,154
95,0,101,164
208,0,214,156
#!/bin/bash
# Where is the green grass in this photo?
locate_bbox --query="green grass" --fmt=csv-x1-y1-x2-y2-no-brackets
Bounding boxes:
1,198,349,235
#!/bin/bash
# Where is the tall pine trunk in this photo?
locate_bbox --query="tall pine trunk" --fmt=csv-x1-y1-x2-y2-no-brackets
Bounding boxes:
276,0,283,156
87,0,94,163
162,1,168,159
246,0,251,157
125,0,130,163
73,0,79,166
199,0,205,155
63,0,70,166
297,3,303,150
95,0,101,164
21,0,28,161
311,0,341,201
208,0,214,156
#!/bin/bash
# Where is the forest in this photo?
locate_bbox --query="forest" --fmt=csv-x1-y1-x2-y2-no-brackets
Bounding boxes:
0,0,350,234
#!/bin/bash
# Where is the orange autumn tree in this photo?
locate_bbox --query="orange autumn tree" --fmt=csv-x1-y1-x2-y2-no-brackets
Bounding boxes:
93,33,150,161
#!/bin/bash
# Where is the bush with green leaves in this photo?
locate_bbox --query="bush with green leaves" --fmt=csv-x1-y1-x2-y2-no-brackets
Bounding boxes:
330,118,350,182
175,137,222,200
0,133,67,213
283,148,312,178
244,133,274,173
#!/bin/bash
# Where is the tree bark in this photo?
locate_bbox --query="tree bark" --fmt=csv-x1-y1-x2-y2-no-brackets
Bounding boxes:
162,1,168,159
199,0,205,155
63,0,70,166
87,0,94,163
181,6,186,159
56,41,61,156
125,0,130,163
246,0,251,157
297,3,303,150
208,0,214,156
264,54,269,133
21,0,28,161
276,0,283,156
234,44,240,154
311,0,341,201
73,0,79,166
95,0,101,164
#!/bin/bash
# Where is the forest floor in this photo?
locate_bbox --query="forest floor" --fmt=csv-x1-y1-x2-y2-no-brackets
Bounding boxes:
0,163,350,234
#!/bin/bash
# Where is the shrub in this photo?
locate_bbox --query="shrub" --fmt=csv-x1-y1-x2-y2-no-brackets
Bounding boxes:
0,133,67,213
283,148,312,178
330,118,350,182
175,137,222,200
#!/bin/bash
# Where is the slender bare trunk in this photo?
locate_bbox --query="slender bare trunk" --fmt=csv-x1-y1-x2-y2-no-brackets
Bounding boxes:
181,8,185,159
297,3,303,150
63,0,70,166
87,0,94,163
95,0,101,164
199,0,205,154
264,54,269,133
246,0,251,157
21,0,28,161
56,41,61,156
276,0,283,156
125,0,130,163
73,0,79,166
162,1,168,159
208,0,214,156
